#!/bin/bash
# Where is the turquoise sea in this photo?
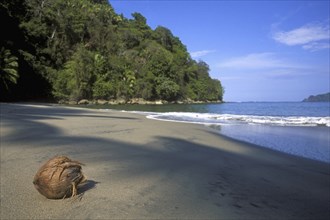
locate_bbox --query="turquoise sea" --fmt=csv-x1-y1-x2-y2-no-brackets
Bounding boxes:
96,102,330,163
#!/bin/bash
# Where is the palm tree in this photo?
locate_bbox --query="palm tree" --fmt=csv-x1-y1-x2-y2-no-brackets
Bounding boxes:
0,47,19,90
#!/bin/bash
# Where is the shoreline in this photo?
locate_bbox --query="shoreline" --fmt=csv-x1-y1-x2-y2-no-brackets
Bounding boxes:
53,102,330,164
205,124,329,164
209,124,330,164
58,98,223,105
1,103,329,219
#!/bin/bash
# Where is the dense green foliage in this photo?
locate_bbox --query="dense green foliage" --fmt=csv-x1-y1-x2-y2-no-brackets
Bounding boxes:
0,48,18,90
1,0,224,102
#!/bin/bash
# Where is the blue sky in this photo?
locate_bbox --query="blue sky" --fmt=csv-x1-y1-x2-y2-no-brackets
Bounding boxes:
110,0,330,102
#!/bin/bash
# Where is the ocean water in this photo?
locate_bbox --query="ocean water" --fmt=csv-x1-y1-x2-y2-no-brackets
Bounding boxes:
98,102,330,163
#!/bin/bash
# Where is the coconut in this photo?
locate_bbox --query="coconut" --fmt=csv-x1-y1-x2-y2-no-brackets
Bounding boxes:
33,155,87,199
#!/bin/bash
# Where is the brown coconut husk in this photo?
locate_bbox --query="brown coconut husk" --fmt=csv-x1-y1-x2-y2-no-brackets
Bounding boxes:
33,155,87,199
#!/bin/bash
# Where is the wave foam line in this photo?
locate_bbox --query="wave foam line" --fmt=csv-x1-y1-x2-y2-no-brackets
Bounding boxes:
147,112,330,127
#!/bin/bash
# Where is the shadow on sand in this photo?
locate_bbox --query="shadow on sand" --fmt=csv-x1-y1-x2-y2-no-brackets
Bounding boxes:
1,103,329,219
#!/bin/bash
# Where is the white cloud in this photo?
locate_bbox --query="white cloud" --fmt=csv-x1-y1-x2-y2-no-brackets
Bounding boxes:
302,42,330,52
190,50,216,58
216,53,297,69
272,23,330,51
264,69,311,79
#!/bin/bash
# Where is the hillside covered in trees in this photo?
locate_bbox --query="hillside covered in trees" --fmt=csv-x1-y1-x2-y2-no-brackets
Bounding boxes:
0,0,224,103
302,92,330,102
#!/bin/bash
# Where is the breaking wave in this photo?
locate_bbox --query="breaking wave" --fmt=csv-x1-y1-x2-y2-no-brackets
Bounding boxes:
146,112,330,127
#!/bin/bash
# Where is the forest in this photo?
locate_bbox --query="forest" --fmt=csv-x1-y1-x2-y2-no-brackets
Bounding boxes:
302,93,330,102
0,0,224,103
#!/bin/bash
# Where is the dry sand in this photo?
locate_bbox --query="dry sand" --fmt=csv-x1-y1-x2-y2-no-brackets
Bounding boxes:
1,103,329,219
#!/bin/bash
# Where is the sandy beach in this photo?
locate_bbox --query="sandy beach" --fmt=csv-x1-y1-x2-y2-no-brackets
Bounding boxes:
1,103,329,219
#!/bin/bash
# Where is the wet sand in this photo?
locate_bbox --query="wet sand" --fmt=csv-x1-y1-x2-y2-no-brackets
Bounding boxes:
1,103,329,219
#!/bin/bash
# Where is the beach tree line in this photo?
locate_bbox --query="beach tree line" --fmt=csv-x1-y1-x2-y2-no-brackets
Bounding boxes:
0,0,224,102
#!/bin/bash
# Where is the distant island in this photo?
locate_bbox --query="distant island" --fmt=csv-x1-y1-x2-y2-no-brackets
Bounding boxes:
302,92,330,102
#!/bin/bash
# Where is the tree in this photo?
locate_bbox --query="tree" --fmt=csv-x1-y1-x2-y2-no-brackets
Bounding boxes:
93,79,114,99
0,48,19,90
142,41,174,79
52,45,95,100
155,77,180,101
153,26,174,51
131,12,147,28
117,69,136,99
1,0,224,102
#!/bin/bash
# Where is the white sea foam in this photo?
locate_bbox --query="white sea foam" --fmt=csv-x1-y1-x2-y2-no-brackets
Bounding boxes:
146,112,330,127
146,112,330,163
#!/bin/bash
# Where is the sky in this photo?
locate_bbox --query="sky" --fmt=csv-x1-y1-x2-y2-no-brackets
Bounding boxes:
109,0,330,102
